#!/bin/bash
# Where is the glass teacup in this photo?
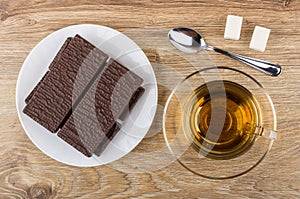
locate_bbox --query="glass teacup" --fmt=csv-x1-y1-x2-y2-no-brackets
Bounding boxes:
163,67,277,179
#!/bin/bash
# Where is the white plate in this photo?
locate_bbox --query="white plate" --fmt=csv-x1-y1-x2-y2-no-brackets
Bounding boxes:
16,24,158,167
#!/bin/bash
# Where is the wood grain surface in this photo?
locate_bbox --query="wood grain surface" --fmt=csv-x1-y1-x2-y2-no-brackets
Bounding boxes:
0,0,299,198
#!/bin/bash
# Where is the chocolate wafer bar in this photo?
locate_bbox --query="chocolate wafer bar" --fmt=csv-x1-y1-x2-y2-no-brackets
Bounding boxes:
98,59,144,130
25,38,72,104
57,60,144,156
23,35,108,133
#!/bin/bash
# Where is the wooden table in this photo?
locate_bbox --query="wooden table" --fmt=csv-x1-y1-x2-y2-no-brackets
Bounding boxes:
1,0,299,198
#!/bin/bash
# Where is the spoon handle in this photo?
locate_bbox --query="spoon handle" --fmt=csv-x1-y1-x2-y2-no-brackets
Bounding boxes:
207,46,282,76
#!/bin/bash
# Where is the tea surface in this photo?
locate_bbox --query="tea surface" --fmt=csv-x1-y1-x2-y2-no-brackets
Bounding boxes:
183,80,262,159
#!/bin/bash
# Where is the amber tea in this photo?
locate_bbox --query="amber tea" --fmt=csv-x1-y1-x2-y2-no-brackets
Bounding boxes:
182,80,262,160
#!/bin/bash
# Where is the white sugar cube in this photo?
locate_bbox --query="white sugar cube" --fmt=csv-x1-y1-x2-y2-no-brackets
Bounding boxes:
224,15,243,40
250,26,270,52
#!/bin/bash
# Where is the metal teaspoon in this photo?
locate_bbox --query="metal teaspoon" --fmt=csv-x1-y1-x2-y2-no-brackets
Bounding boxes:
168,27,281,76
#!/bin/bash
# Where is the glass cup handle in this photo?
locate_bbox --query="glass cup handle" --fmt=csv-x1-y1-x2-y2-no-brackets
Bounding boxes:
255,126,277,140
